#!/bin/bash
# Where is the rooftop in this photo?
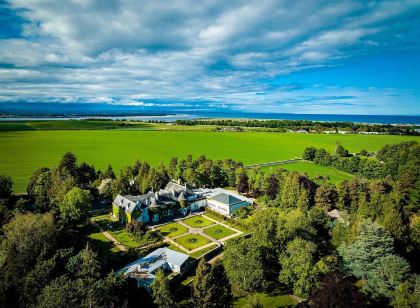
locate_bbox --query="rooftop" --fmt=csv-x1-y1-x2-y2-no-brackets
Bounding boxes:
118,247,189,282
209,192,242,205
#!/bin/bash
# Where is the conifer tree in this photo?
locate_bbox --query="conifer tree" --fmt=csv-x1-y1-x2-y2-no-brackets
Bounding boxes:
151,269,174,308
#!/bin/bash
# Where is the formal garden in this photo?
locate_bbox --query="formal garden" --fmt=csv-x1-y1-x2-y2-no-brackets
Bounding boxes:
157,222,188,238
203,225,236,240
182,216,215,228
89,213,162,250
174,234,212,251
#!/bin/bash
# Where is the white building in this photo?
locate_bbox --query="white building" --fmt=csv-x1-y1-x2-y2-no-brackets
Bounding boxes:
192,187,253,216
117,247,190,290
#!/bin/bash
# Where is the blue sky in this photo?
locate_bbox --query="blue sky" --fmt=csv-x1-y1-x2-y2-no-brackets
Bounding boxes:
0,0,419,115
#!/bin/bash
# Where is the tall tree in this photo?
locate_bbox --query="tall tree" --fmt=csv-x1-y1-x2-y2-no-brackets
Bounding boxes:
193,259,211,306
338,220,394,279
309,273,367,308
151,269,174,308
59,187,92,226
194,260,232,308
58,152,78,176
279,237,320,297
208,261,232,307
0,213,56,306
223,238,268,291
0,175,13,198
236,169,249,193
315,183,338,211
365,255,411,300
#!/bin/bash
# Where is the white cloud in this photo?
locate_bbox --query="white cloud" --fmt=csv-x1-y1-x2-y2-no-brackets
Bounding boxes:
0,0,419,114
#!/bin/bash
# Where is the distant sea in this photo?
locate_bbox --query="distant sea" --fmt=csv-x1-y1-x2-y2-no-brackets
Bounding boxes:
0,112,419,125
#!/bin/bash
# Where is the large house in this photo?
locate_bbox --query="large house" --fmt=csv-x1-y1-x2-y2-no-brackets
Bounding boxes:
112,181,252,224
117,247,189,290
206,188,251,216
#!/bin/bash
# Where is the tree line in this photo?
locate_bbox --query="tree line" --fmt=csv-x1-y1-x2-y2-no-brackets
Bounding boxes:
175,119,419,135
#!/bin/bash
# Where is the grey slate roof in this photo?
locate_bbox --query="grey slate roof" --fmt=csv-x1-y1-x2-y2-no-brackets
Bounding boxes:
164,181,193,195
209,192,242,205
113,195,139,214
118,248,189,282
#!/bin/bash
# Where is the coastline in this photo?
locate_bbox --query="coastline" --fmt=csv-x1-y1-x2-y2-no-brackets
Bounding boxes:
1,112,419,125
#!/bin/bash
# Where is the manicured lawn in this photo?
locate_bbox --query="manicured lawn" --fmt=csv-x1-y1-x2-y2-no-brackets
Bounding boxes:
204,212,250,233
157,222,188,238
233,293,296,307
1,129,418,191
109,229,142,249
174,234,211,251
203,225,236,240
190,244,218,259
88,232,120,254
182,216,215,228
203,212,224,222
260,161,354,184
91,213,120,229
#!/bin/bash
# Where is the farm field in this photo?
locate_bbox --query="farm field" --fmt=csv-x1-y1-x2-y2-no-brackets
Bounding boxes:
259,161,355,184
1,129,418,192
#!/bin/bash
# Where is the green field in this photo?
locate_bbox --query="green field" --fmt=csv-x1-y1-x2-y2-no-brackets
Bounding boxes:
1,129,418,192
203,225,236,240
260,161,355,184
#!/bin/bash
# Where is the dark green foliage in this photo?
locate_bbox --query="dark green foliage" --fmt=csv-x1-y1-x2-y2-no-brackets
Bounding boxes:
307,141,419,183
102,164,116,179
335,142,349,157
193,259,232,308
314,183,338,211
0,213,56,306
278,237,321,297
309,273,367,308
303,147,317,160
77,162,96,188
176,119,419,135
365,254,410,300
58,152,78,176
126,220,147,236
236,168,249,193
223,238,270,291
338,221,394,279
151,269,174,308
193,259,211,306
37,276,81,308
0,175,13,198
391,275,420,308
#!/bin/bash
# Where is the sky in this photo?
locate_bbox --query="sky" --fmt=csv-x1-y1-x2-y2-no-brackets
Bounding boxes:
0,0,419,115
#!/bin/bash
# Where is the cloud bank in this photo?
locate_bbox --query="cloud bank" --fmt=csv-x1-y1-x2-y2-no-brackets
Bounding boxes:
0,0,419,114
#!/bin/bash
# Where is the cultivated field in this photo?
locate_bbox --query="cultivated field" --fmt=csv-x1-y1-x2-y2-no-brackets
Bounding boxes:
1,129,418,191
259,161,355,184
